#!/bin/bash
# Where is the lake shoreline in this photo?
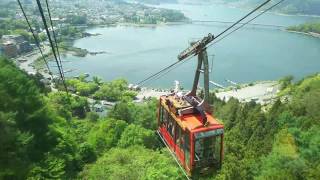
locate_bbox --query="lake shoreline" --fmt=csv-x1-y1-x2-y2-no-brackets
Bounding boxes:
136,80,280,105
156,2,320,19
55,3,320,89
118,21,191,27
286,30,320,39
60,21,191,58
209,2,320,18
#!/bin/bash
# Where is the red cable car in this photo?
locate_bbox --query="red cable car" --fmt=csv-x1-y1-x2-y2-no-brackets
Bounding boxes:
157,35,224,177
157,94,224,176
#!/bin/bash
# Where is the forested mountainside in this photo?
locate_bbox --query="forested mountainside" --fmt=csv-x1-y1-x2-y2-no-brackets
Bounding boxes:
0,56,319,179
210,74,320,179
0,57,183,179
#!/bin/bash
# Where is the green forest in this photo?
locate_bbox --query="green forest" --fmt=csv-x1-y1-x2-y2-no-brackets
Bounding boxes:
0,56,320,179
287,22,320,34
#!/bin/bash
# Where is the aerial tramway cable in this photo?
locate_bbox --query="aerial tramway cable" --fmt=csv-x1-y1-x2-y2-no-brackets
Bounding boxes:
191,20,285,29
35,0,68,93
44,0,64,79
150,2,287,178
137,55,194,86
137,0,285,87
208,0,286,47
213,0,272,41
16,0,52,76
141,56,193,87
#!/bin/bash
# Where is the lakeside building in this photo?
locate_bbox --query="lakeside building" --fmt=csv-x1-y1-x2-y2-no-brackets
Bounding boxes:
2,41,18,58
1,35,33,57
42,26,58,34
18,41,33,54
2,35,24,44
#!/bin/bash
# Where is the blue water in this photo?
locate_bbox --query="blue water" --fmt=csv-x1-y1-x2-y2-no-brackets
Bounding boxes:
57,3,320,89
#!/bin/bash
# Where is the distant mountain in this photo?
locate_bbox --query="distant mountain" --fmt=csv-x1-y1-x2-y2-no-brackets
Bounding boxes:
127,0,320,16
219,0,320,16
277,0,320,16
126,0,178,5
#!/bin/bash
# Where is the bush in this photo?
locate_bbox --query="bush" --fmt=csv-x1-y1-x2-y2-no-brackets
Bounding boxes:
117,124,157,149
87,119,127,154
93,79,129,101
86,112,99,122
80,146,184,180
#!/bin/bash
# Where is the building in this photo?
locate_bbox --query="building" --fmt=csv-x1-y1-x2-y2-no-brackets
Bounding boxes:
1,35,33,55
93,104,104,112
18,41,33,54
2,41,18,58
2,35,25,44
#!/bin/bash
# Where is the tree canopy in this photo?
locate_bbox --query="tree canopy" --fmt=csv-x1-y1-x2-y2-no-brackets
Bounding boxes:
1,56,319,179
287,22,320,34
80,146,184,180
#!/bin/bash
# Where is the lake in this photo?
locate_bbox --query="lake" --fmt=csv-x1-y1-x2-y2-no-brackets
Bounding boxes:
58,3,320,89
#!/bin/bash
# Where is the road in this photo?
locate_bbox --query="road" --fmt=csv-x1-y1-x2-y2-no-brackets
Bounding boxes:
216,81,280,105
135,82,280,105
16,45,51,78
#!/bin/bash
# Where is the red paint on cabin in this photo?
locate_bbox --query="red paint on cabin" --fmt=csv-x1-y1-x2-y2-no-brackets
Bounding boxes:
157,95,224,176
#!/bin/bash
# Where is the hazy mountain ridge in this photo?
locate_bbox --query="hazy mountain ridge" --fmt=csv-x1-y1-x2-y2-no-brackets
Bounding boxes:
134,0,320,16
210,0,320,16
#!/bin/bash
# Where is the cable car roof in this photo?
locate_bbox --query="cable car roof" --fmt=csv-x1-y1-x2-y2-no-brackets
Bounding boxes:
178,113,223,132
160,95,223,132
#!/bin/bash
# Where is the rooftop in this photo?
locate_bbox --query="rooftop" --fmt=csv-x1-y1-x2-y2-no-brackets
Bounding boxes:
3,41,15,46
178,113,223,132
160,95,224,132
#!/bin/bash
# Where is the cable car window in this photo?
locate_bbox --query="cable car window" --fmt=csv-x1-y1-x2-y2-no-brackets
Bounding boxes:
162,108,169,128
176,125,183,149
194,129,223,167
215,135,222,165
167,113,174,138
184,133,190,168
159,106,163,124
160,106,166,126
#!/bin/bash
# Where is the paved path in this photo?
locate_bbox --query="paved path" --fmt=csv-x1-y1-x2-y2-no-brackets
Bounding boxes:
136,88,170,102
135,82,280,105
216,81,280,104
17,45,51,77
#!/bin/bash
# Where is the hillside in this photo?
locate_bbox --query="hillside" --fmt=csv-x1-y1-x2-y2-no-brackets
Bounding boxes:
210,73,320,179
199,0,320,16
130,0,320,16
287,22,320,35
0,56,319,179
0,57,183,179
